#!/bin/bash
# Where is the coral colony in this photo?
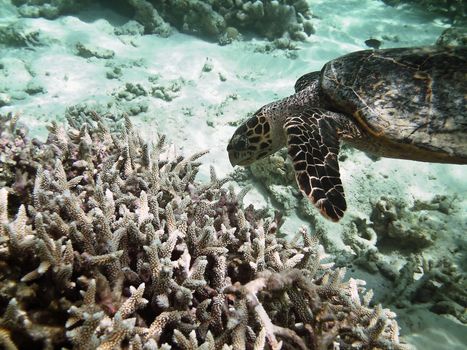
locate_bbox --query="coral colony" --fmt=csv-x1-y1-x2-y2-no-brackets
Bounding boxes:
0,112,411,349
11,0,315,46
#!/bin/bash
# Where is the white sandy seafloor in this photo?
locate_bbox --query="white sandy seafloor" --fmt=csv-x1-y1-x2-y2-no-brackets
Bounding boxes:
0,0,466,348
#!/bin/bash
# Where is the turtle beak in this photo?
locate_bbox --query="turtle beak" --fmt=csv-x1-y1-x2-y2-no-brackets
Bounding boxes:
228,151,238,167
227,135,255,166
228,152,255,167
227,142,238,167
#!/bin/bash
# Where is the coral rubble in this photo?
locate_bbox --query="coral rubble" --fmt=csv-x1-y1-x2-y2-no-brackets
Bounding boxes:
384,255,467,323
0,112,410,349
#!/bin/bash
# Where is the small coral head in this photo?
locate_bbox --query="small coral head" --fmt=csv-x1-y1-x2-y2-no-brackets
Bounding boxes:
227,108,278,166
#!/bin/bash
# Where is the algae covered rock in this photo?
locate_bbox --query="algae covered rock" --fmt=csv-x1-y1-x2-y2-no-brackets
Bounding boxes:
75,42,115,59
382,0,466,23
114,20,145,36
128,0,172,36
370,196,442,249
0,22,44,47
182,1,227,37
436,26,467,47
12,0,90,19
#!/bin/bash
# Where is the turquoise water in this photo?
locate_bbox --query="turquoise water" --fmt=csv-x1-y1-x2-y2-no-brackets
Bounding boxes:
0,1,465,349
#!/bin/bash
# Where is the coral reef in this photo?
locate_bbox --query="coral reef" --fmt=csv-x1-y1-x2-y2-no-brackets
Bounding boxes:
11,0,315,44
436,26,467,47
236,147,466,324
384,255,466,323
11,0,90,19
0,113,48,210
127,0,172,37
0,112,410,349
344,199,465,324
381,0,466,23
247,149,297,213
370,196,440,249
151,0,315,42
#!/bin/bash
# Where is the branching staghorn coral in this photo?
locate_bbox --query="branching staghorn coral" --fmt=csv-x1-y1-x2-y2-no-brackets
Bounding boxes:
0,112,51,210
0,112,411,349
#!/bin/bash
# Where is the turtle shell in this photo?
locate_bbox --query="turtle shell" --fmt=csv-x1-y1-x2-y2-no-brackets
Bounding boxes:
319,46,467,163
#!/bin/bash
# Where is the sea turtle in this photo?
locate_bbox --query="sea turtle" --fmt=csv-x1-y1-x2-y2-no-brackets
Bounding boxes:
227,46,467,222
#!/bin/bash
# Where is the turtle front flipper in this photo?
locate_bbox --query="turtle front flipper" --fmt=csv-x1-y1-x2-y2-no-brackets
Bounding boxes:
284,109,347,221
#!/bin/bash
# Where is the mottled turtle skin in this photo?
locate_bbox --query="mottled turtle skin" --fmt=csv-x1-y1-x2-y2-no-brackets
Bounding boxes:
227,46,467,222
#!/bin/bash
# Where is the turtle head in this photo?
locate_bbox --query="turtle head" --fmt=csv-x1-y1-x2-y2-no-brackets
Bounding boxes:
227,106,284,166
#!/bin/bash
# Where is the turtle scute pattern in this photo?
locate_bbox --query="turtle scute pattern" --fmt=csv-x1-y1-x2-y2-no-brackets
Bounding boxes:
285,108,346,221
322,46,467,145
